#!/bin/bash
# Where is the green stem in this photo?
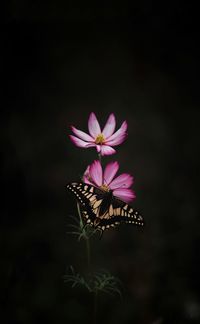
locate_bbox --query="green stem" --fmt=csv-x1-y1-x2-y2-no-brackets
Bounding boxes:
98,153,102,163
76,203,91,269
76,201,97,323
86,237,91,269
76,202,83,227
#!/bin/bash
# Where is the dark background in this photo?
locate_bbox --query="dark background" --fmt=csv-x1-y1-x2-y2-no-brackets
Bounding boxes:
2,2,200,323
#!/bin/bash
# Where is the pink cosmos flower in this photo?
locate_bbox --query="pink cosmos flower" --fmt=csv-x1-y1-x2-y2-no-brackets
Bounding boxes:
83,160,135,203
69,112,127,156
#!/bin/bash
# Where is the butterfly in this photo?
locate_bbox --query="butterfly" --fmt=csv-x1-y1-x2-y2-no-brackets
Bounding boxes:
66,182,144,233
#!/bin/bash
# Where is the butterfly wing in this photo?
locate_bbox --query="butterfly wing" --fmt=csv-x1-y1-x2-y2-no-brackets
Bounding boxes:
66,182,144,232
96,196,144,231
66,182,105,225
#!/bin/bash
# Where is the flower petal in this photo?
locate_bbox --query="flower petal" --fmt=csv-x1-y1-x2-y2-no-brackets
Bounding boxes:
100,145,116,156
95,145,101,153
71,126,94,142
83,166,94,185
69,135,95,148
102,113,116,138
113,188,136,203
103,161,119,185
89,160,103,187
109,173,134,190
88,112,101,138
106,121,127,146
83,177,93,185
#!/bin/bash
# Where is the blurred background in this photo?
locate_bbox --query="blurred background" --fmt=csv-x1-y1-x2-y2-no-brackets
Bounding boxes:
2,1,200,323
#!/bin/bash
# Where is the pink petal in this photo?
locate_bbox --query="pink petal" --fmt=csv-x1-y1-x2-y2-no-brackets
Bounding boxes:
83,166,94,185
102,113,116,138
71,126,94,142
95,145,101,153
109,173,134,190
113,188,136,203
83,176,94,185
89,160,103,187
103,161,119,186
83,175,94,186
100,145,116,156
69,135,96,148
106,133,127,146
88,112,101,138
106,121,127,146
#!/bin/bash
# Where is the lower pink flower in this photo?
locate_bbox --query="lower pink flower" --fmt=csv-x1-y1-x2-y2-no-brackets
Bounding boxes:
83,160,136,203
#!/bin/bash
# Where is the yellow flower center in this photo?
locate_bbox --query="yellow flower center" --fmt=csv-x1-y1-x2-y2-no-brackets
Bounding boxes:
95,133,105,145
100,184,110,192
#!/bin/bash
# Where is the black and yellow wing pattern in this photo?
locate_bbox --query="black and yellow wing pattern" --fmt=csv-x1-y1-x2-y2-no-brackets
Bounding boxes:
66,182,144,232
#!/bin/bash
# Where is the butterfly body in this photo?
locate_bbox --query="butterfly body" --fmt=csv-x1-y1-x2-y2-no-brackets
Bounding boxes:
66,182,144,232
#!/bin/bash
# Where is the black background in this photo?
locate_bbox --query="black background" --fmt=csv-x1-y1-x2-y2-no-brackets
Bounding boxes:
2,2,200,323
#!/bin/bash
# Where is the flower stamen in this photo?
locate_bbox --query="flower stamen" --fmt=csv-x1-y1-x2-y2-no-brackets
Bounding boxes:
100,184,110,192
95,133,105,145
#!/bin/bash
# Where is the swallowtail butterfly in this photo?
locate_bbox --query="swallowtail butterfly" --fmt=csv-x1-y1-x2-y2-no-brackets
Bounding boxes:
66,182,144,233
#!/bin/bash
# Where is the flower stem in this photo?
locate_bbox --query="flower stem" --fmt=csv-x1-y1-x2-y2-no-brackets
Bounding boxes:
76,203,91,269
76,202,83,227
86,237,91,269
76,203,96,323
98,153,102,163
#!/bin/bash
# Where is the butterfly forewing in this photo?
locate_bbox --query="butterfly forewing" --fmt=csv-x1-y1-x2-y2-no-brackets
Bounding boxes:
66,182,99,224
66,182,144,232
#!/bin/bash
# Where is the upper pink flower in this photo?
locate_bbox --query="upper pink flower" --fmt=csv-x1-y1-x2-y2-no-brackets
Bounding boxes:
83,160,135,203
69,112,128,156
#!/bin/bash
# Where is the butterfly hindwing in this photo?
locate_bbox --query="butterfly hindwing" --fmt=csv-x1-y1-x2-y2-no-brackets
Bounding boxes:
66,182,144,232
93,197,144,231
